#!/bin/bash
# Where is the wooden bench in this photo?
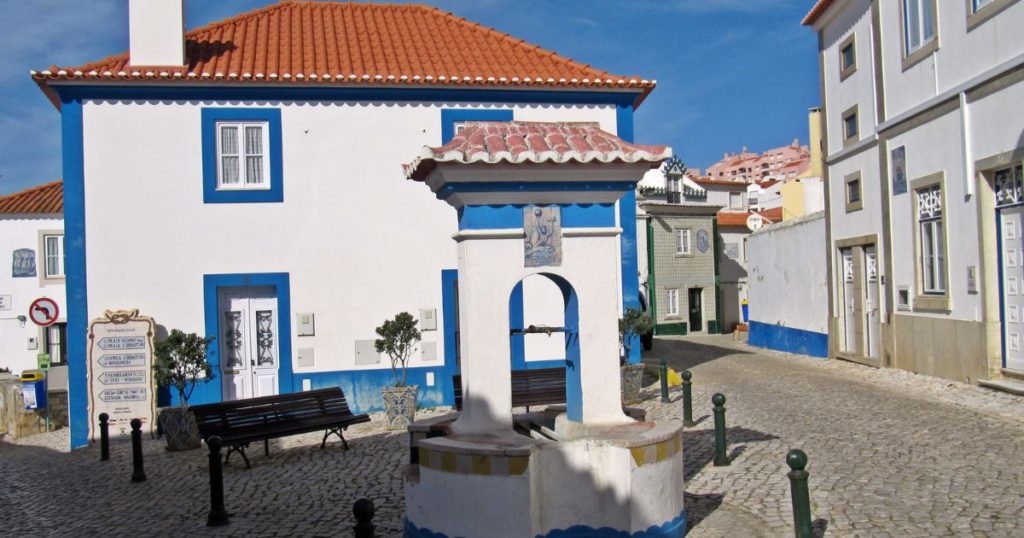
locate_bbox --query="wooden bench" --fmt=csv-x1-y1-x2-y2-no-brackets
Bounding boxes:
189,387,370,468
453,367,646,420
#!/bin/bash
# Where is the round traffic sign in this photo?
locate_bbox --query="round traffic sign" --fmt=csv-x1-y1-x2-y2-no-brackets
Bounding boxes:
29,297,60,327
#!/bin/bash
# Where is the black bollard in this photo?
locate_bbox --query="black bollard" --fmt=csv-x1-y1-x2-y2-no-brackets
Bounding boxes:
98,413,110,461
353,498,376,538
787,449,813,538
681,370,695,427
659,358,670,403
207,436,230,527
712,393,730,466
130,418,146,482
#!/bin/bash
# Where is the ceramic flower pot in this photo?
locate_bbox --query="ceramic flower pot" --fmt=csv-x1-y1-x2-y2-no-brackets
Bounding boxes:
620,363,647,405
158,406,202,451
381,385,419,430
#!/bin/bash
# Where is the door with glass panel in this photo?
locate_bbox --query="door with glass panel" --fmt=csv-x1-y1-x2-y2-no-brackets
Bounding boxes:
840,248,860,353
218,286,279,400
997,164,1024,372
864,246,880,359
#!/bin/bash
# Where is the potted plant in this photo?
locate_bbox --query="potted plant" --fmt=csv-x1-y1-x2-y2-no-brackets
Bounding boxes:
375,312,421,430
619,308,653,405
153,329,215,451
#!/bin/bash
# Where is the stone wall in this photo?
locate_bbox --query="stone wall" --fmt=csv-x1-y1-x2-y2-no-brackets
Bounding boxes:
0,377,67,438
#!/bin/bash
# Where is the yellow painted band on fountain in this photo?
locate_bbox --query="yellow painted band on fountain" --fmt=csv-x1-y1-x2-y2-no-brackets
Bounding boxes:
630,434,683,466
419,447,530,476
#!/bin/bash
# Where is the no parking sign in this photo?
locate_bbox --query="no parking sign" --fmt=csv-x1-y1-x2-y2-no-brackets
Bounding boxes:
28,297,59,327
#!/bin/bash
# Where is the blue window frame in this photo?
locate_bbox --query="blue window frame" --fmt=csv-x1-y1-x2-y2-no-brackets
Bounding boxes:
440,109,513,144
201,108,283,203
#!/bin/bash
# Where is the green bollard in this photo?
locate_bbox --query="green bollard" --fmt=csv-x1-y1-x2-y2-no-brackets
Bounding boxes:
787,449,813,538
659,358,670,403
681,370,695,427
712,393,729,466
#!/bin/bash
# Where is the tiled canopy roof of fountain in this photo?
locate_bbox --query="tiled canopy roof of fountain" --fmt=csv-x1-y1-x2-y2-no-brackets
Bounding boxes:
405,121,671,180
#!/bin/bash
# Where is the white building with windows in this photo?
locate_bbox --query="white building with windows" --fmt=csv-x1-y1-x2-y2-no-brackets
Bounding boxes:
0,181,68,379
35,0,658,449
804,0,1024,392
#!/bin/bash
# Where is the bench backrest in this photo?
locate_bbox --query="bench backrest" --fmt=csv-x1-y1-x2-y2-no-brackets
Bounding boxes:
190,387,355,437
453,367,566,410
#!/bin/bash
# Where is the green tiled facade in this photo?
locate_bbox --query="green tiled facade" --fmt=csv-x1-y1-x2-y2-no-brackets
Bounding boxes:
648,213,720,333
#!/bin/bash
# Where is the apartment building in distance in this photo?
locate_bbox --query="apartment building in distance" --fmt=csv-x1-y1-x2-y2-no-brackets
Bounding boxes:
804,0,1024,393
705,140,811,183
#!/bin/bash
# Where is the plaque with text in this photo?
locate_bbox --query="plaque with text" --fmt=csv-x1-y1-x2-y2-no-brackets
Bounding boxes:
87,309,157,440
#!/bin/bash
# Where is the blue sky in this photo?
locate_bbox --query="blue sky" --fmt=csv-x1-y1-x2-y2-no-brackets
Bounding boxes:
0,0,818,195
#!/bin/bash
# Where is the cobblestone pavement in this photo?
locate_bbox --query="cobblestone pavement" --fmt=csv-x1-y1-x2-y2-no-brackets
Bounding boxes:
656,335,1024,537
1,335,1022,537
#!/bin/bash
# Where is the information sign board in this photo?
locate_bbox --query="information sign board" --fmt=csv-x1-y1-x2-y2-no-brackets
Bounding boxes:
87,309,157,440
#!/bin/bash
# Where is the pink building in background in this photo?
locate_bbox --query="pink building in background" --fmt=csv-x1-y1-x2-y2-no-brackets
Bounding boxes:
704,139,810,183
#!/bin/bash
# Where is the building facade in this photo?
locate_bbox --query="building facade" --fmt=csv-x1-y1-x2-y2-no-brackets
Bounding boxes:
35,0,658,448
705,141,811,183
638,159,722,335
0,181,68,379
805,0,1024,390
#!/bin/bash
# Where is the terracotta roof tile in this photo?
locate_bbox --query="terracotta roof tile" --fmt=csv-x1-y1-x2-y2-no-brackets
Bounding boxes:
33,2,654,106
406,121,670,180
0,181,63,215
802,0,836,26
716,207,782,228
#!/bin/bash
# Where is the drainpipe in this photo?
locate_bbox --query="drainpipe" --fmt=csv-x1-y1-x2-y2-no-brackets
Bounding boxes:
646,217,657,332
960,91,974,198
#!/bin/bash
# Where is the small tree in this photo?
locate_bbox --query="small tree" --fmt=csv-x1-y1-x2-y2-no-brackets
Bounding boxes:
374,312,421,387
153,330,215,407
619,308,654,361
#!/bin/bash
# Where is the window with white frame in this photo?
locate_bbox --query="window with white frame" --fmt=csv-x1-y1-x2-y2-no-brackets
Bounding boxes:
667,177,681,193
903,0,936,56
917,184,945,294
43,234,64,279
666,289,679,316
676,229,691,255
216,122,270,190
729,192,742,209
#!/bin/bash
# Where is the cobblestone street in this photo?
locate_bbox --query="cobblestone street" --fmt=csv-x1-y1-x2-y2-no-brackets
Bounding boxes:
2,335,1022,537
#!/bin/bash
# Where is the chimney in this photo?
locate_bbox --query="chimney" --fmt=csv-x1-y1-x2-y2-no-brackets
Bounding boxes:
129,0,185,67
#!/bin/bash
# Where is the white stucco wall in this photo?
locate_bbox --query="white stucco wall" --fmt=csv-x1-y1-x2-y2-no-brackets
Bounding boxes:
747,213,828,334
80,100,618,387
0,216,67,375
820,0,877,155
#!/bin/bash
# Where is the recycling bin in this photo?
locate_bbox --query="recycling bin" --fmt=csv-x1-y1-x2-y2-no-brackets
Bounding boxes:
741,299,749,323
20,370,47,410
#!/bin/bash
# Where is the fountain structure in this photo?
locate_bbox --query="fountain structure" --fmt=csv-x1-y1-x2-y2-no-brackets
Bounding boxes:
403,121,685,537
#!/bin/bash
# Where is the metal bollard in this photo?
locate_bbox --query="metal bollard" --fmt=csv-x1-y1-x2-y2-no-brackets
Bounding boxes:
130,418,146,482
786,449,813,538
207,436,230,527
681,370,695,427
712,393,730,466
98,413,110,461
659,358,670,403
353,498,376,538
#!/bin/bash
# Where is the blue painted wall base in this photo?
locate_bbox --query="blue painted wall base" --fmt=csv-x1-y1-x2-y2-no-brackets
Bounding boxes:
298,366,454,415
748,321,828,358
404,510,686,538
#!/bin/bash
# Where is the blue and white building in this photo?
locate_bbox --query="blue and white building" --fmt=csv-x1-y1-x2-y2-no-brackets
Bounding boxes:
33,0,658,448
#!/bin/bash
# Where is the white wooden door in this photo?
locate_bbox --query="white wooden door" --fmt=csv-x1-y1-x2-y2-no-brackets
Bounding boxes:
864,245,880,359
219,287,279,400
1002,206,1024,371
841,248,857,353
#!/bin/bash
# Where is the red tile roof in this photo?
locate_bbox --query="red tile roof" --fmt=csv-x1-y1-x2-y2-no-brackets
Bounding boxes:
33,1,655,107
802,0,836,26
0,181,63,215
716,207,783,228
693,177,749,188
406,121,670,180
